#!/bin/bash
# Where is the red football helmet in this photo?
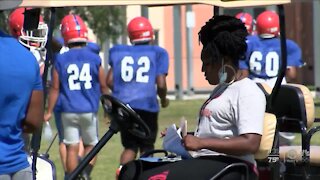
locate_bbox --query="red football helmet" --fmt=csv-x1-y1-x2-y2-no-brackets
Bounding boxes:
235,12,254,34
8,8,48,49
60,14,88,44
256,10,279,38
127,16,153,44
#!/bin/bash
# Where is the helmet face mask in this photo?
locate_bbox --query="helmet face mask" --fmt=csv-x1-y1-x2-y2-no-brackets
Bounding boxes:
256,10,280,38
8,8,48,50
127,16,154,45
19,21,48,49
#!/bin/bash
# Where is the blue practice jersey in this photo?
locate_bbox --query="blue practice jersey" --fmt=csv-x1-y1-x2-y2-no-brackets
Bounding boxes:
109,45,169,112
0,31,43,174
86,42,101,54
239,35,304,79
54,47,102,113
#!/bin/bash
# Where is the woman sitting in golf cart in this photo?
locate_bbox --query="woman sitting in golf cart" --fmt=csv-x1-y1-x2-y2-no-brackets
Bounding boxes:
181,14,266,178
120,15,266,180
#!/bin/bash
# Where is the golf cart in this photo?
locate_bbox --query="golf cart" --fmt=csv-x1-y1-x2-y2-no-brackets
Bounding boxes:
18,0,320,179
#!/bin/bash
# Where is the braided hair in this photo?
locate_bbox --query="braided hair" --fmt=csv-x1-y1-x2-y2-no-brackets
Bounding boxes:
199,15,248,67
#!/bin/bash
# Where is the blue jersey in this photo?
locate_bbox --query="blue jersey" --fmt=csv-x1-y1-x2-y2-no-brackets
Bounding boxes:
239,35,304,79
0,31,42,174
53,43,101,113
54,47,102,113
109,45,169,112
86,42,101,54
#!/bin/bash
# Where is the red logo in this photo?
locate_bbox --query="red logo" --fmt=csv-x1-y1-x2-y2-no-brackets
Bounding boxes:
148,170,169,180
201,108,211,117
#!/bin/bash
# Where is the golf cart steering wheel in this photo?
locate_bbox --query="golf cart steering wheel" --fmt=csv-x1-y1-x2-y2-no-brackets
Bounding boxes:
101,94,151,139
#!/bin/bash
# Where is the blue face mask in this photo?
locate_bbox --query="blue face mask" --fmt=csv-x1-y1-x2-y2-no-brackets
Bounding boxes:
218,58,227,83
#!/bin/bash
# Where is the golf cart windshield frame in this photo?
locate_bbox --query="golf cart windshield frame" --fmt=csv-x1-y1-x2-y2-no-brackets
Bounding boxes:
19,0,291,179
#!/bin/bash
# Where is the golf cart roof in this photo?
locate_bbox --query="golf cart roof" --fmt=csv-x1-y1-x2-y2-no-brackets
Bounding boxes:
20,0,290,8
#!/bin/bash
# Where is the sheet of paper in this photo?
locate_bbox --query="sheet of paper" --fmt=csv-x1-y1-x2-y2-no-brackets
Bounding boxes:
162,124,192,159
179,117,187,137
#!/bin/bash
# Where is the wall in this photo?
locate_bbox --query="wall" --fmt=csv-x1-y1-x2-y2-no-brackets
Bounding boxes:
125,3,315,93
284,2,314,85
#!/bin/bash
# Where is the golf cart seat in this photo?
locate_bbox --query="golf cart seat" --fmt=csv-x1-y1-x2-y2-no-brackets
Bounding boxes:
270,84,315,161
269,83,320,179
254,83,280,180
255,82,278,161
273,84,314,133
257,83,316,150
254,113,277,160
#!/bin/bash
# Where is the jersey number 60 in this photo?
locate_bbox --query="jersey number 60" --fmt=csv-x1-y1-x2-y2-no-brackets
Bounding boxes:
249,51,279,77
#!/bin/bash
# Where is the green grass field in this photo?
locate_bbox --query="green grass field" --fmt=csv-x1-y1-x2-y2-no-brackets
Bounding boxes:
38,98,320,180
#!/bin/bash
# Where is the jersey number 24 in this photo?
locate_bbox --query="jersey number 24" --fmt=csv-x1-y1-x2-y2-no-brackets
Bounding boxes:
68,63,92,90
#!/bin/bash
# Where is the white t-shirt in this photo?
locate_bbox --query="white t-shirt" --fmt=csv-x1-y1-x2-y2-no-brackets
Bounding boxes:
193,78,266,164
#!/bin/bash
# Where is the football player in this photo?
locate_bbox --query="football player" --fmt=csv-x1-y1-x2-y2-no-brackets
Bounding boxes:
239,10,304,145
106,16,169,177
44,14,108,179
51,37,100,175
239,10,304,88
8,7,48,76
0,0,43,179
8,7,48,155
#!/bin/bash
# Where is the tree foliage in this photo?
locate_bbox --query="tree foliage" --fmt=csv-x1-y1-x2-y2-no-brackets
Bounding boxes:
46,6,126,44
0,10,11,33
0,6,126,44
77,6,126,44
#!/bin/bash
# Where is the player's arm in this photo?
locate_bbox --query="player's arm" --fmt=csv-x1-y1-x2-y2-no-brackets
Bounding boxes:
44,67,59,121
156,48,170,108
182,133,261,155
22,90,44,133
286,40,302,83
156,75,169,108
99,66,109,95
106,68,113,91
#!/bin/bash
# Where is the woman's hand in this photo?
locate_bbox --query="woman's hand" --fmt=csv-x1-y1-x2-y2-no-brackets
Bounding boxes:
160,128,167,138
182,135,203,151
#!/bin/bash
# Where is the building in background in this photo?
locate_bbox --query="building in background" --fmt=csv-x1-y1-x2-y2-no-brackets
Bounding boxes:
120,2,316,98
